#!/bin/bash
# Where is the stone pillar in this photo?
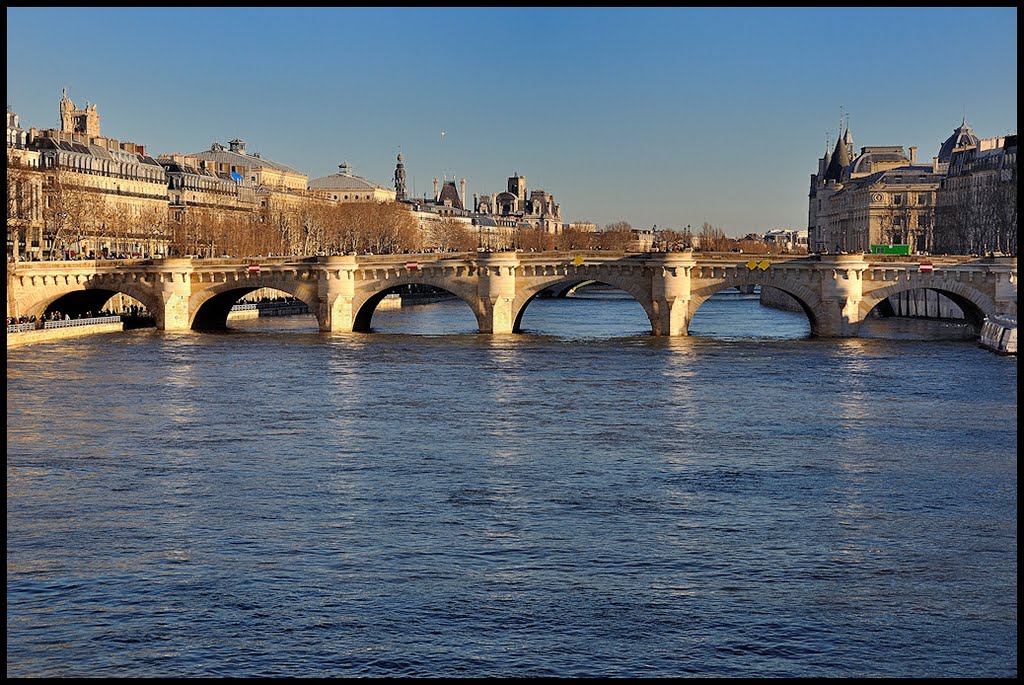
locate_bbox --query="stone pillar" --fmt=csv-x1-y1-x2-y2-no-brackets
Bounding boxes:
316,255,357,332
650,253,696,336
815,253,867,336
477,252,519,334
989,257,1018,317
153,258,194,330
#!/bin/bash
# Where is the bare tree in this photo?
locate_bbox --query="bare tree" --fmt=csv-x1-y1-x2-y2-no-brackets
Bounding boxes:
699,221,730,252
430,217,476,252
596,221,633,251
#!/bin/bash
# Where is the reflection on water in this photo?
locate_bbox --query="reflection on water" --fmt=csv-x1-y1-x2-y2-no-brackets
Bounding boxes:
7,291,1016,677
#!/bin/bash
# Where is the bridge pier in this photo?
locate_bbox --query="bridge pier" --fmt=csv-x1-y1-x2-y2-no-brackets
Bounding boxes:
990,257,1018,317
477,252,519,334
153,258,194,331
814,253,867,337
316,255,357,332
651,253,696,336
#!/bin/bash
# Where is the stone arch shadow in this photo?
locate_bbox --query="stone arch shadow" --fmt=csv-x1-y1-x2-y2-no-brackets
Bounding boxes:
188,279,320,330
858,281,994,334
351,276,484,333
688,273,821,335
512,273,657,334
26,281,161,324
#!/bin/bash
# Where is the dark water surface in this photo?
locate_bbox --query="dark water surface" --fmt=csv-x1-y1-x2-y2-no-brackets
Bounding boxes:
7,291,1017,677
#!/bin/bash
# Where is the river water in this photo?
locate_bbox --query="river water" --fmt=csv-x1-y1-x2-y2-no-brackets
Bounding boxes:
6,290,1017,677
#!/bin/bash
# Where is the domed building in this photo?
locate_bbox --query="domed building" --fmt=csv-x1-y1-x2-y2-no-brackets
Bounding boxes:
308,162,395,203
936,118,981,167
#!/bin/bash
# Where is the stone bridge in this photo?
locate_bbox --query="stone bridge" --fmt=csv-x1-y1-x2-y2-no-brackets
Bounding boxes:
6,251,1017,337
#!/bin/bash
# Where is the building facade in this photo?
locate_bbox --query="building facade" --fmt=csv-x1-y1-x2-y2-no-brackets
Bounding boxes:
475,173,563,234
7,108,45,260
808,122,961,254
308,161,396,203
23,91,171,258
934,133,1017,255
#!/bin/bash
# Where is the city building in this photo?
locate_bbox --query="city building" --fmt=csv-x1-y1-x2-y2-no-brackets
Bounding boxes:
24,90,171,258
934,133,1017,255
308,161,396,203
188,138,308,191
391,154,522,250
158,153,261,223
808,121,951,254
475,172,563,234
764,228,808,252
6,107,45,260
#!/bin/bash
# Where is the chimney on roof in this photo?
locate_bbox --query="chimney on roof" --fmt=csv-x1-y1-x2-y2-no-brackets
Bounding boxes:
909,146,917,164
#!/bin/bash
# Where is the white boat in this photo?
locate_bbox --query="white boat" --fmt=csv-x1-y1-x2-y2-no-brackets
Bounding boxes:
979,315,1017,355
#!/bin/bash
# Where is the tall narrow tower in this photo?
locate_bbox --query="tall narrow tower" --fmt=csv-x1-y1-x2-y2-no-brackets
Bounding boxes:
58,87,100,137
394,152,407,201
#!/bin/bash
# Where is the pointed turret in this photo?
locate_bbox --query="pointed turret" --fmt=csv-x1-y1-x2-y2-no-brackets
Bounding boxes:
823,130,851,183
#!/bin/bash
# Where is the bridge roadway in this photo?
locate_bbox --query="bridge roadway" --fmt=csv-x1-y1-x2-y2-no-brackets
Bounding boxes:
6,251,1017,337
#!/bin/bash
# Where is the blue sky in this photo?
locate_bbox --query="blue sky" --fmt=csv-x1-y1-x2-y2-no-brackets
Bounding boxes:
6,7,1018,235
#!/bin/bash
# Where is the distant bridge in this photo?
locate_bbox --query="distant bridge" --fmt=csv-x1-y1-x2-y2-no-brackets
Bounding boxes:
6,251,1017,337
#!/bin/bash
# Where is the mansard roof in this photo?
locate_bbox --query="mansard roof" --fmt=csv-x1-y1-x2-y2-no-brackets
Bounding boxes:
937,119,980,163
437,181,463,209
849,147,910,175
850,164,943,190
190,143,303,175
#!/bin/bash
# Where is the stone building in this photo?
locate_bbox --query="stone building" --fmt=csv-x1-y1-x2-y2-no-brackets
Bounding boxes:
188,138,308,191
158,153,261,223
308,161,396,203
934,132,1017,255
20,91,171,258
6,107,45,260
475,172,563,234
808,122,956,254
389,153,522,250
58,87,99,137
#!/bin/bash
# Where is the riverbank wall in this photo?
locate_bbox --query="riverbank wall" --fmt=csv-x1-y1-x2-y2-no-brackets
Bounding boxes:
7,322,124,348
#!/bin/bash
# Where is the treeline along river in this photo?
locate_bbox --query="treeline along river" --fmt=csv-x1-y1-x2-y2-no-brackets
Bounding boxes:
6,289,1017,677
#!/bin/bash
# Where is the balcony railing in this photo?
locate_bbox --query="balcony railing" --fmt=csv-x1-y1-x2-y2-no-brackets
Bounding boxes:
42,316,122,330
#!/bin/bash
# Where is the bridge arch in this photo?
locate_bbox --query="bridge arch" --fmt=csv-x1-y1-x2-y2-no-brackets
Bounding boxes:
352,275,484,333
688,272,821,335
22,279,160,324
858,280,995,332
188,279,319,330
512,273,656,334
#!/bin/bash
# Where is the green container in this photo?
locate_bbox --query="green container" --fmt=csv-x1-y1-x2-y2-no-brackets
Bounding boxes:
870,244,911,255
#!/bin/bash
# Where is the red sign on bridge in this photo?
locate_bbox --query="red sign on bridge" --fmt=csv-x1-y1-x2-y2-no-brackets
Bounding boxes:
248,263,261,274
919,262,934,273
